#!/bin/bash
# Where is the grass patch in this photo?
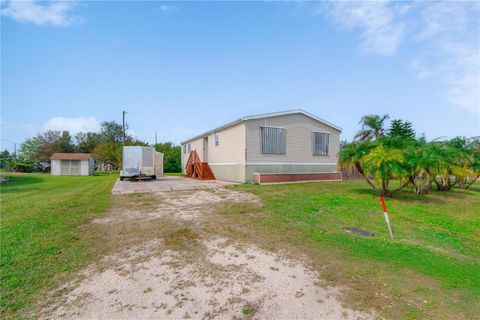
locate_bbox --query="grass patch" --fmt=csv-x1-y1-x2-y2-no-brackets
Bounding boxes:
224,180,480,319
165,172,184,176
0,173,117,318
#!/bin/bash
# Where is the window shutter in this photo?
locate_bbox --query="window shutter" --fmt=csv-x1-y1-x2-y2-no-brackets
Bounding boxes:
312,132,329,155
261,126,286,154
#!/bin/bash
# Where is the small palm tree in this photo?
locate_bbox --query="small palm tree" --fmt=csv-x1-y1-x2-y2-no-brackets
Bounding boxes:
354,114,390,141
338,141,376,189
404,140,441,194
339,139,409,197
430,138,471,191
362,144,409,197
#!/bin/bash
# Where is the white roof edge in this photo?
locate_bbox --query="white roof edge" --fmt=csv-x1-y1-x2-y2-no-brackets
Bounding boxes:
181,109,342,144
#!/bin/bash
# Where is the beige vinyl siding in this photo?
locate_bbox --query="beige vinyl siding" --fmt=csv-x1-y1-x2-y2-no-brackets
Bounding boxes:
246,113,340,164
51,159,61,175
181,138,204,174
181,123,246,179
80,159,94,176
207,122,246,165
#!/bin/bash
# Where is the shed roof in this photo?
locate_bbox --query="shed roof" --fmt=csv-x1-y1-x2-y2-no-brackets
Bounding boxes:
181,109,342,144
50,153,92,160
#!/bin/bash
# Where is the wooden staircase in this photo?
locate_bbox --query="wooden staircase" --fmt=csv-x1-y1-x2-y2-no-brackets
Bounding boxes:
185,150,215,180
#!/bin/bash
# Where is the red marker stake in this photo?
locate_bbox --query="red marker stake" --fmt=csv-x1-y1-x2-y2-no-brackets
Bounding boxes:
380,197,394,240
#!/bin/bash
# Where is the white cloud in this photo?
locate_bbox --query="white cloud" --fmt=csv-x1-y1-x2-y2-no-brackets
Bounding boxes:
441,43,480,115
326,1,406,56
0,0,80,27
319,1,480,115
412,3,479,114
157,4,178,14
43,116,100,134
415,2,468,42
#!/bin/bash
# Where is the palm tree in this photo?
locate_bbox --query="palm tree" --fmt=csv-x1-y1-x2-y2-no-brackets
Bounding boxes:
354,114,390,141
338,141,376,190
404,140,441,194
428,141,466,192
451,137,480,189
362,144,409,197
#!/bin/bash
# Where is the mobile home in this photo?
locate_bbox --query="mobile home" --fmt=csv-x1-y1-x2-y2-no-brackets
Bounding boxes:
181,110,342,183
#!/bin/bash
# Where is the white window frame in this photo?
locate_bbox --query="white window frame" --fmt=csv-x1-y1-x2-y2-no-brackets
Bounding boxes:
183,143,191,154
312,131,330,156
260,126,286,154
214,133,219,146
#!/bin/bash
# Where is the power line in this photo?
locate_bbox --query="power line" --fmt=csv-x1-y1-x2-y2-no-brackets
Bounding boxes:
0,138,18,154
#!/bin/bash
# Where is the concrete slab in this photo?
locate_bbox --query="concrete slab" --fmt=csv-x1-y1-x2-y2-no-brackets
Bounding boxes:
111,176,236,195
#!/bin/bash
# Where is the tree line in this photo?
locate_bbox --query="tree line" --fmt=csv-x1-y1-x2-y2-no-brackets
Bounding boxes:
339,114,480,197
1,120,182,173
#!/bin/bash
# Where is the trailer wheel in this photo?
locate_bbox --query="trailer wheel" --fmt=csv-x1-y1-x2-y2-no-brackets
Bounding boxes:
152,175,157,180
120,176,124,181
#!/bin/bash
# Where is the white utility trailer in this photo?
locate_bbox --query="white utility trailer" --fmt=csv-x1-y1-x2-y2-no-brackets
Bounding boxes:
120,146,163,181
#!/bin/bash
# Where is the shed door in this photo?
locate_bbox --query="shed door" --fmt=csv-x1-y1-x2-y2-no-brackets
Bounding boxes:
70,160,81,175
60,160,81,175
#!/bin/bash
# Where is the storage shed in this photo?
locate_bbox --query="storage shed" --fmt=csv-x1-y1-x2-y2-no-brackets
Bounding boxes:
50,153,94,176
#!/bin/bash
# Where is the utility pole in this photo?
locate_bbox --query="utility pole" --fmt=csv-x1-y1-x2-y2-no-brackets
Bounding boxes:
122,110,127,145
0,138,18,158
155,131,157,146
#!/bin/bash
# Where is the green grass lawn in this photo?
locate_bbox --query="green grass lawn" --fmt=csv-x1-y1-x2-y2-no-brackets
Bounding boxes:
1,174,479,319
165,172,184,176
230,180,480,319
0,173,118,318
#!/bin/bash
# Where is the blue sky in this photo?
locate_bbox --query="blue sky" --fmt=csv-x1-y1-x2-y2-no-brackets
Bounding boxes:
1,1,479,151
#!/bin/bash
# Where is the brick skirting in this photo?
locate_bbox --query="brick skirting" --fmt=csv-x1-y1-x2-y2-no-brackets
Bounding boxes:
252,172,342,184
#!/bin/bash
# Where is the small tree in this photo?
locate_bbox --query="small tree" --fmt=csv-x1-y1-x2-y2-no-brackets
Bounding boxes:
362,144,409,197
428,139,469,192
75,132,101,153
404,140,440,194
456,137,480,189
389,119,415,140
154,142,181,173
100,121,125,144
0,150,12,164
339,138,409,197
93,141,123,169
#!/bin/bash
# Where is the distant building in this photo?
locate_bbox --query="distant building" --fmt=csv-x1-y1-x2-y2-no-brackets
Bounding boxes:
50,153,94,176
181,109,342,183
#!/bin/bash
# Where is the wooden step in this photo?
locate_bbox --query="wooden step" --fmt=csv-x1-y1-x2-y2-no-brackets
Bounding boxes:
184,150,215,180
200,162,215,180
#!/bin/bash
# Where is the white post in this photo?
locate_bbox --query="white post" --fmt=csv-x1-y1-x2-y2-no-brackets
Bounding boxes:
380,197,394,240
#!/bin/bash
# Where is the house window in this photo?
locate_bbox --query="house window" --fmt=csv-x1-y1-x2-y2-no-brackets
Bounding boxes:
184,143,191,154
214,134,219,146
312,132,329,155
260,126,286,154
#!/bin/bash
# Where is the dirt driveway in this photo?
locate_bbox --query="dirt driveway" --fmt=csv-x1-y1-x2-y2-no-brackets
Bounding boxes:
111,176,235,194
39,187,375,319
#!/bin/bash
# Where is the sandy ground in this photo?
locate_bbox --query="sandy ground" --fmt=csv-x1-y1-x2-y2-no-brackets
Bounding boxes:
111,176,236,195
39,188,375,320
